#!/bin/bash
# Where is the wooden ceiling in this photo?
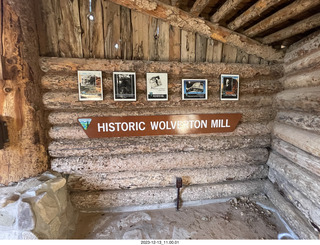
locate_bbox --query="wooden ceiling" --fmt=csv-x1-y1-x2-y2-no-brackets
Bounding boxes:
163,0,320,49
108,0,320,61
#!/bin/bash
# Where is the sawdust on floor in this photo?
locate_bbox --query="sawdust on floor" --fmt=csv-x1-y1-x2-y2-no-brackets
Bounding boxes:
72,196,292,239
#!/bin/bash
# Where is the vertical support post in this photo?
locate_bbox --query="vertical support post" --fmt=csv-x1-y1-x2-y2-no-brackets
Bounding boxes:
176,177,182,210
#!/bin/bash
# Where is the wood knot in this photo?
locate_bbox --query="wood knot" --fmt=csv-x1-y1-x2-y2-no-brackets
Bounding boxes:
4,87,13,93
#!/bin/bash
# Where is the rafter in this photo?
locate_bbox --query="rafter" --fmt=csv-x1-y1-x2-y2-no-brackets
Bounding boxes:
107,0,283,61
261,13,320,44
244,0,319,37
190,0,211,17
210,0,247,23
228,0,284,31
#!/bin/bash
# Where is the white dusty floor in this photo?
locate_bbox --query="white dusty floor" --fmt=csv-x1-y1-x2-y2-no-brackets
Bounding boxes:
72,195,294,240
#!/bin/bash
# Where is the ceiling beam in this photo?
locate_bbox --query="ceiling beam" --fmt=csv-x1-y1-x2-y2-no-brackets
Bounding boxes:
228,0,284,31
210,0,247,23
261,13,320,44
244,0,320,37
190,0,211,17
107,0,283,61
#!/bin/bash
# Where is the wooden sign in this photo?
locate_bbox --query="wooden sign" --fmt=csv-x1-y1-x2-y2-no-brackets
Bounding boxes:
78,114,242,138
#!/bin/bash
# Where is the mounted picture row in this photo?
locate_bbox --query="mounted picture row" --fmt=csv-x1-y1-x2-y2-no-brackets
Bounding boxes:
77,71,239,102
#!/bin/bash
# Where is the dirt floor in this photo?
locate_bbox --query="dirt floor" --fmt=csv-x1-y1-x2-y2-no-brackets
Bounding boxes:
72,195,294,240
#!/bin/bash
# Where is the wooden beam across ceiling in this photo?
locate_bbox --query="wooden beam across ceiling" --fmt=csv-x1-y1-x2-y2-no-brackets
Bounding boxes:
243,0,320,37
228,0,285,31
210,0,247,23
107,0,284,61
261,13,320,44
190,0,211,17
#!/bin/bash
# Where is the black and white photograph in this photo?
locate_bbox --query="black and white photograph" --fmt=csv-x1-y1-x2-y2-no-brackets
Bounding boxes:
220,74,239,100
113,72,136,101
182,79,207,100
146,73,168,101
78,71,103,101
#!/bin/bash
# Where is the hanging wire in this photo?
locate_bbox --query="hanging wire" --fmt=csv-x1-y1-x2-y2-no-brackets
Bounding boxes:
88,0,94,21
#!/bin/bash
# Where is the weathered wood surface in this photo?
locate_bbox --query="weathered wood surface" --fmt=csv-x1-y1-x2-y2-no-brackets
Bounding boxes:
41,73,282,94
273,123,320,158
276,110,320,134
48,122,272,140
169,25,181,61
132,10,150,60
282,69,320,89
269,169,320,227
71,179,265,210
106,0,284,61
0,0,48,185
210,0,246,23
149,19,170,61
120,6,133,60
190,0,211,17
195,34,207,62
267,152,320,208
227,0,285,31
68,164,268,191
262,13,320,45
284,50,320,75
244,0,319,37
264,181,318,239
40,57,283,76
48,135,271,158
222,44,237,63
180,30,196,62
276,86,320,113
272,138,320,178
42,92,274,110
51,147,268,174
284,31,320,65
47,107,276,125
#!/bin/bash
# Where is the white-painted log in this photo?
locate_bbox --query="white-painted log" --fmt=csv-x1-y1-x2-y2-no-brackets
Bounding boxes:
284,50,320,75
281,69,320,89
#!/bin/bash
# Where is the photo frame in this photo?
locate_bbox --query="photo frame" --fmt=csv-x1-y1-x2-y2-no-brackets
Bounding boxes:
113,72,136,101
146,73,168,101
78,71,103,101
220,74,239,100
182,79,207,100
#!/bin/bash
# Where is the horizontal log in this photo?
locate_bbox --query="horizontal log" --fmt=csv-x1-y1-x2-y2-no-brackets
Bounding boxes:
39,57,283,76
210,0,245,23
284,50,320,75
68,164,268,191
43,92,275,110
267,152,320,207
51,147,269,174
48,107,276,125
273,123,320,158
71,179,265,210
227,0,285,31
269,169,320,227
41,73,282,94
264,181,318,239
243,0,319,37
272,139,320,177
276,86,320,113
106,0,283,61
49,122,271,140
189,0,211,17
48,135,271,158
282,69,320,89
261,13,320,44
284,31,320,64
276,110,320,134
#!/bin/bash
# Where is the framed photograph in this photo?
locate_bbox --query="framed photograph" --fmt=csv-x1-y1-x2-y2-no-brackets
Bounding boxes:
182,79,207,100
78,71,103,101
146,73,168,101
220,74,239,100
113,72,136,101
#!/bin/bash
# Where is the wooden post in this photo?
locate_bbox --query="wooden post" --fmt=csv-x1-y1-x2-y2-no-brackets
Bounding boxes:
0,0,48,185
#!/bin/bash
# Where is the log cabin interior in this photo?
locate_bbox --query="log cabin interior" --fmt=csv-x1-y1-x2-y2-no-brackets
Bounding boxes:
0,0,320,240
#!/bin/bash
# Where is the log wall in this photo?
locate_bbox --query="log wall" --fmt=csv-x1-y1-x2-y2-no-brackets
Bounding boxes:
34,0,270,65
40,57,282,210
267,31,320,238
